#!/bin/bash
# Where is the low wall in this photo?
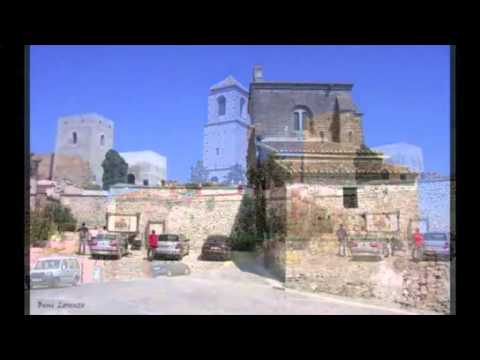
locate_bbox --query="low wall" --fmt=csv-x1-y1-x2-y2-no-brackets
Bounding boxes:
110,186,253,250
60,194,109,227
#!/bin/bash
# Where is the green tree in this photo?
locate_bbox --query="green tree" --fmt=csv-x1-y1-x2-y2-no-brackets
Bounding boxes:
102,149,128,190
44,202,77,231
30,209,56,244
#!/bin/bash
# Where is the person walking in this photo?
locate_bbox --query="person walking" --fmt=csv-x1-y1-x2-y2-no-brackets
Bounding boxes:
336,224,348,257
147,230,158,261
412,228,424,261
77,223,89,255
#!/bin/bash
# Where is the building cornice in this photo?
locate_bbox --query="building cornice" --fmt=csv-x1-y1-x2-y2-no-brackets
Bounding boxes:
205,119,253,129
251,82,354,91
209,85,249,96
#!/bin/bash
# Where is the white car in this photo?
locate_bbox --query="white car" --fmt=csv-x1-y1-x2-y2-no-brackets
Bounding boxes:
30,256,81,288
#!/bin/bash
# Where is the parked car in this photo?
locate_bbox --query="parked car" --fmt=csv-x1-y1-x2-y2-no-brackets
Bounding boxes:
201,235,232,261
422,232,450,260
151,261,191,277
349,233,391,260
155,234,190,260
30,256,81,288
90,233,128,259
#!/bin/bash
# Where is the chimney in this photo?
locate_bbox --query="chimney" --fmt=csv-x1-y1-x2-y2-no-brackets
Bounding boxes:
253,65,264,82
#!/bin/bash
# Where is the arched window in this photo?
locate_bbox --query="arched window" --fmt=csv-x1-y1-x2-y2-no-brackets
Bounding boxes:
320,131,325,142
348,131,353,143
72,132,77,144
293,107,311,132
127,174,135,184
240,98,245,116
100,134,105,146
217,96,226,116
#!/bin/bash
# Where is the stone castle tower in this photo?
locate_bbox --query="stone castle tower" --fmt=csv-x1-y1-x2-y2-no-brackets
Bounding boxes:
54,113,114,186
203,76,251,183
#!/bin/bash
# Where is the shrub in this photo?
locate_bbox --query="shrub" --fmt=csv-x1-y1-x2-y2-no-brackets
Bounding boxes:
44,202,77,231
230,232,257,251
29,209,56,245
58,223,77,232
29,202,77,246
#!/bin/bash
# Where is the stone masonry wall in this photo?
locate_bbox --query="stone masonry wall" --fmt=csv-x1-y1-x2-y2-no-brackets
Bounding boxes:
110,187,253,251
60,194,109,227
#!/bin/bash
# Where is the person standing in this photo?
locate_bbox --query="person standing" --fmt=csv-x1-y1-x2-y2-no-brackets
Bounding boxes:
77,223,89,255
148,230,158,261
412,228,424,261
336,224,348,257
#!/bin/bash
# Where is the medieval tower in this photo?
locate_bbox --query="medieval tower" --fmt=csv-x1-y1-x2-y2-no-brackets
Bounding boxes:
54,113,114,186
203,76,251,183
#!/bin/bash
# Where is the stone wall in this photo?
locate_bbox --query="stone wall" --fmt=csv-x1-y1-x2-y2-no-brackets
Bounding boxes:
109,186,253,250
266,182,419,243
31,153,54,180
53,154,93,188
262,180,431,308
60,194,109,227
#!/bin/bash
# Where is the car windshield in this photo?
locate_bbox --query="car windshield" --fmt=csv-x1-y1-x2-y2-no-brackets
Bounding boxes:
34,260,61,270
96,234,116,240
425,233,447,241
159,235,179,242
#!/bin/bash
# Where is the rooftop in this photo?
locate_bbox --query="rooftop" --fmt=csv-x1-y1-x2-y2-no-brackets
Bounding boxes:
276,159,414,175
58,113,114,126
260,140,380,155
250,82,354,91
210,75,249,93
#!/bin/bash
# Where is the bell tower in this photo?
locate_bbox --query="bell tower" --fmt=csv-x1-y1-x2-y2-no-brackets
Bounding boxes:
203,76,251,184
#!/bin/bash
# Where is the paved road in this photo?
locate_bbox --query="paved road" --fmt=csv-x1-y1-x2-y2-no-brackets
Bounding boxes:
27,261,428,315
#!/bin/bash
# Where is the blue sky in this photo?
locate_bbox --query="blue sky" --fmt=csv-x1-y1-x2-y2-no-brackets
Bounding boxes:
30,45,451,181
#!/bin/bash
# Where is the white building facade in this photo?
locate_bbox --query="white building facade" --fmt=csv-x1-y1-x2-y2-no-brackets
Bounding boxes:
203,76,252,184
120,151,167,186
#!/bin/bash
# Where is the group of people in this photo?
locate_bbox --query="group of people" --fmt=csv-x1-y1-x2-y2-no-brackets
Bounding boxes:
336,223,425,260
77,223,108,255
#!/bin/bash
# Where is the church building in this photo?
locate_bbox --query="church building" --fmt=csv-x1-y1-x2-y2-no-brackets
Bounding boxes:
203,76,252,184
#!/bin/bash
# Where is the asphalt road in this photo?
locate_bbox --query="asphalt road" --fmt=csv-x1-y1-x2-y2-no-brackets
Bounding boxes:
27,261,429,315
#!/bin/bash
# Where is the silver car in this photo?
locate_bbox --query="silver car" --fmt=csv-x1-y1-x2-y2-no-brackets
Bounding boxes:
89,233,128,259
30,256,81,288
349,234,391,260
422,232,450,260
155,234,190,260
